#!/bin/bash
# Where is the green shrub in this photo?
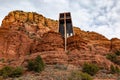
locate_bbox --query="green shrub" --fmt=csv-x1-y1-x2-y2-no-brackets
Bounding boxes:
115,66,120,74
110,65,116,74
82,63,99,76
110,65,120,74
0,66,23,78
27,55,45,72
0,66,13,78
106,54,120,65
10,67,23,77
115,50,120,56
27,60,34,71
106,54,117,62
68,71,93,80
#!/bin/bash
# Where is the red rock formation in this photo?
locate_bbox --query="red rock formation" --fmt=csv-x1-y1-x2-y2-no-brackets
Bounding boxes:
68,49,114,69
1,10,58,38
73,27,108,40
111,38,120,51
31,31,64,53
67,35,89,51
0,28,32,60
25,51,68,65
0,10,120,69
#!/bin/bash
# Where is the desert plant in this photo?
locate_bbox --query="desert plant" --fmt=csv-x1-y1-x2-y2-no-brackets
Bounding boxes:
27,60,34,71
10,67,23,77
110,65,120,74
82,63,99,76
106,54,117,62
68,71,93,80
115,66,120,74
0,66,23,78
115,50,120,56
106,53,120,65
0,66,13,78
110,65,116,74
27,55,45,72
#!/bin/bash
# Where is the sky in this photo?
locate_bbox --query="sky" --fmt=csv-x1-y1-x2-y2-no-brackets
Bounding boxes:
0,0,120,39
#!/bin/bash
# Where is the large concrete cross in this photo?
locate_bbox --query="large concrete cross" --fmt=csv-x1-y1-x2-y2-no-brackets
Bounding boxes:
58,12,74,51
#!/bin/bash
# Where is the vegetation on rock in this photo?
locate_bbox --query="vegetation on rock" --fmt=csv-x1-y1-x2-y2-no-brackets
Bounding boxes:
0,10,120,79
106,51,120,65
0,66,23,78
27,55,45,72
68,71,93,80
115,50,120,56
110,65,120,74
82,63,99,76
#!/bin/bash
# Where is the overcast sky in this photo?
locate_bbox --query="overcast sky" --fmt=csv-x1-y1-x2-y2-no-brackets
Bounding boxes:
0,0,120,39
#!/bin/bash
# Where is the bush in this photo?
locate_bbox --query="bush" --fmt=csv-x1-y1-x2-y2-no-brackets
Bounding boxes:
0,66,13,78
68,71,93,80
10,67,23,77
106,53,120,65
106,54,117,62
27,55,45,72
82,63,99,76
0,66,23,78
115,66,120,73
115,50,120,56
110,65,120,74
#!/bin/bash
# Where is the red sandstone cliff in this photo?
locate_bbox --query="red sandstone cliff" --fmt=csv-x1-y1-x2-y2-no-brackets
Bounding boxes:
0,10,120,69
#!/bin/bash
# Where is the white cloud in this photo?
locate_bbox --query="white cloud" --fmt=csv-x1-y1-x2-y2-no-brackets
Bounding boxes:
0,0,120,39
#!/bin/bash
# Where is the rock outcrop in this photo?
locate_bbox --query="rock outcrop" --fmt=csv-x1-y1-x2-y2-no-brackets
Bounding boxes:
32,31,64,53
111,38,120,51
1,10,58,38
73,27,108,40
0,28,31,59
67,35,89,51
68,49,114,69
25,51,68,65
0,10,120,69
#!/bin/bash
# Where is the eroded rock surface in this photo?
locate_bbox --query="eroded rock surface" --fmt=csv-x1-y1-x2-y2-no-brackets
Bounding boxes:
0,10,120,69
